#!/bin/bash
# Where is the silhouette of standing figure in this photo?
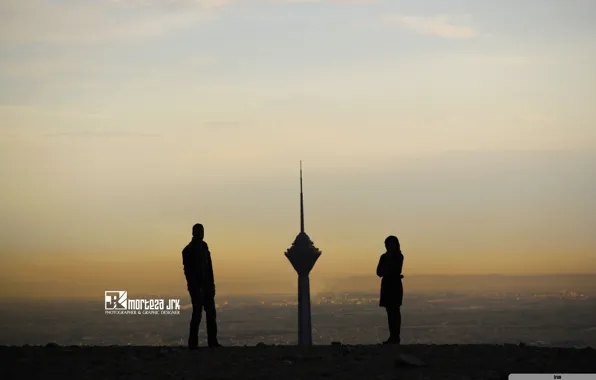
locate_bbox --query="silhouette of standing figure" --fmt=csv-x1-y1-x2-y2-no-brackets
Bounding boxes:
376,235,404,344
182,223,221,349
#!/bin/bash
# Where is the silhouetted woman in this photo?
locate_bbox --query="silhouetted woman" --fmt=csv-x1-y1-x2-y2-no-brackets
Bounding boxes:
376,235,404,344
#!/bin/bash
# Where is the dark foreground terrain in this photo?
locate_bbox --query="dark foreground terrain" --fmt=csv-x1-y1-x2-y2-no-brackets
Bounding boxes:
1,344,595,380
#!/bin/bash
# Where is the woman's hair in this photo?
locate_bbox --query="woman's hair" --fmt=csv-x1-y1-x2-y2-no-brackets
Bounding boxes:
384,235,400,251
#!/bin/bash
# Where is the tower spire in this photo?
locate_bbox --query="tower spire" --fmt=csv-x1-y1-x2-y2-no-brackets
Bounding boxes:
300,160,305,233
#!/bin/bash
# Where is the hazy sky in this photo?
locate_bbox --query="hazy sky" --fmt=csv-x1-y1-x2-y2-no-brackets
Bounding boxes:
1,0,595,298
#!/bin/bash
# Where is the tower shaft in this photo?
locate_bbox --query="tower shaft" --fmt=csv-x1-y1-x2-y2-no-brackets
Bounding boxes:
298,274,312,346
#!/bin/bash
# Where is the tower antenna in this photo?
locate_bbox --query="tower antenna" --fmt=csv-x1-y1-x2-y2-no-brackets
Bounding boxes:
300,161,305,233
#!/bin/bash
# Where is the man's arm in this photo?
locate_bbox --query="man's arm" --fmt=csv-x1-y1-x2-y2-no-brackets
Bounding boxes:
182,248,200,289
202,243,216,295
207,253,215,295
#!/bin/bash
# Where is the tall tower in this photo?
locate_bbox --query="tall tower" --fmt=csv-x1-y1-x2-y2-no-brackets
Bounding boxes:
285,161,321,347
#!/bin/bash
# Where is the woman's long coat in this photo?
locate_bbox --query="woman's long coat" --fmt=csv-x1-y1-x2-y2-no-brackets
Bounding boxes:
377,252,404,307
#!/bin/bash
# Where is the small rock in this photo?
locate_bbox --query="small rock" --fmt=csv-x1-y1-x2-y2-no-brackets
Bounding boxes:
394,353,427,368
256,342,267,348
518,342,527,348
45,342,60,348
331,341,342,347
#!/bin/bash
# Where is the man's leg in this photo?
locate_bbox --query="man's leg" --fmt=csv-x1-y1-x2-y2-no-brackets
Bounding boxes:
188,289,203,349
203,295,220,347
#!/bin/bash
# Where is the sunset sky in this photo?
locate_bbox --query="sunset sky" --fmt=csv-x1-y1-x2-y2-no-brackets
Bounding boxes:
1,0,595,298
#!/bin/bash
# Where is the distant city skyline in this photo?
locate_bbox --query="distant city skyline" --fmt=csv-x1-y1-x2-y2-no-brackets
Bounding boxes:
1,0,595,298
2,291,595,347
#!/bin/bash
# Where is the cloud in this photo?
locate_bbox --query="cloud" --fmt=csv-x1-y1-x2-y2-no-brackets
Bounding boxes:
382,14,477,39
519,113,551,123
0,0,375,46
0,50,214,82
203,121,246,127
0,0,220,46
0,105,111,121
42,131,161,138
108,0,234,9
459,55,531,66
267,0,374,2
109,0,370,5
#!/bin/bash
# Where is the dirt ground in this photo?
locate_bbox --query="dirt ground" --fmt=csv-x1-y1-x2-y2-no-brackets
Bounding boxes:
2,344,595,380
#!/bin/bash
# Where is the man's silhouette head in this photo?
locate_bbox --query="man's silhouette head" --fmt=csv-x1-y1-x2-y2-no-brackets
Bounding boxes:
385,235,400,253
192,224,204,240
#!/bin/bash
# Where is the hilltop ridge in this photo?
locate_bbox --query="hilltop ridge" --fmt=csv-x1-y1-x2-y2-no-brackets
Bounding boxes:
2,344,595,380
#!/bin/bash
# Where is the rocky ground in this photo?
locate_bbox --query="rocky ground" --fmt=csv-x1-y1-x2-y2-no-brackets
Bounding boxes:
1,344,595,380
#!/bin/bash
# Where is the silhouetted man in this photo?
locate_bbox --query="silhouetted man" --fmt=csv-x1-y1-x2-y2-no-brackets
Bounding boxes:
182,223,221,349
376,235,404,344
